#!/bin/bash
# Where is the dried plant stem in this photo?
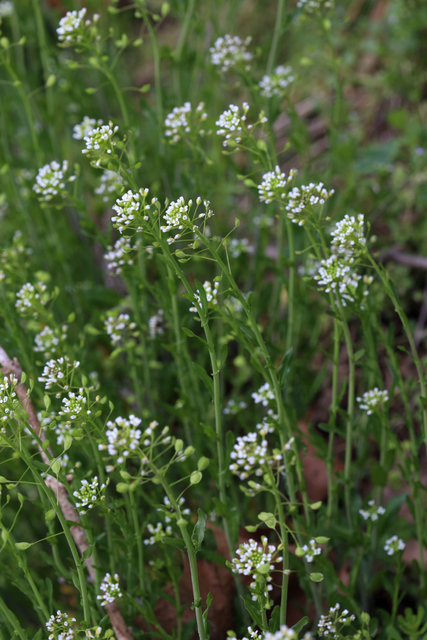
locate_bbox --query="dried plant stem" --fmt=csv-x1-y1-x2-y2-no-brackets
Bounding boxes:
0,345,133,640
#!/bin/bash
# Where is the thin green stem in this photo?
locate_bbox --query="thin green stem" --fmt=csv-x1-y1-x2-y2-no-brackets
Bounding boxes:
267,0,287,75
326,318,340,522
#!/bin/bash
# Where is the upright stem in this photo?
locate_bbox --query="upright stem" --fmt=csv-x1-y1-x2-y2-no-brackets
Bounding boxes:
326,318,340,522
267,0,287,75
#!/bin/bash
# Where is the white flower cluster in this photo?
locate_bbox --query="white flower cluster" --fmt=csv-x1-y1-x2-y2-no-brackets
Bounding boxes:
357,388,389,415
59,390,90,424
15,281,47,318
301,539,321,563
330,214,366,263
318,603,355,639
264,627,313,640
223,399,247,415
0,231,32,280
144,521,172,545
33,160,76,201
160,196,213,242
57,8,99,45
231,536,278,599
297,0,334,15
314,254,362,306
162,495,190,519
189,280,219,313
82,122,119,157
95,170,124,202
226,626,261,640
0,1,13,18
259,65,295,98
97,573,122,606
286,182,334,225
105,313,137,345
34,325,68,358
99,414,142,466
210,34,253,72
216,103,250,147
73,476,106,515
104,237,134,276
0,373,19,425
359,500,385,522
148,309,165,339
111,188,149,234
258,166,298,204
38,357,80,391
252,382,274,407
229,237,252,258
164,102,208,144
384,535,405,556
229,431,283,480
72,116,103,140
46,610,77,640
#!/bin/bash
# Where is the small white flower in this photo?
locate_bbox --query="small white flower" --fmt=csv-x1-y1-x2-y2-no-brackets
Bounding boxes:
210,34,253,72
104,237,134,276
0,1,14,18
73,116,103,140
286,182,334,226
95,169,124,202
359,499,386,521
97,573,122,606
252,382,274,407
297,0,334,15
384,535,405,556
258,166,298,203
215,103,250,147
148,309,165,339
164,102,208,144
33,160,76,201
82,122,119,156
105,313,137,345
301,539,321,563
189,281,218,313
259,65,295,98
357,388,389,414
73,476,107,515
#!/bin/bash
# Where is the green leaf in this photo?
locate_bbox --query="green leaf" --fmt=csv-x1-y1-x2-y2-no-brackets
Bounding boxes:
182,326,208,347
63,435,72,452
51,459,61,475
258,512,277,528
269,606,281,632
45,509,56,522
244,597,263,628
278,347,293,388
219,344,228,370
43,394,51,411
191,509,206,552
162,537,186,550
292,616,309,634
309,501,322,510
192,362,213,399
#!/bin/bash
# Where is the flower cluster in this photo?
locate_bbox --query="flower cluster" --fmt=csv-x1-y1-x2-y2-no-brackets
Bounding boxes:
144,521,172,545
162,495,190,520
99,414,142,466
223,399,248,415
58,390,90,424
72,116,103,140
164,102,208,144
38,357,80,391
46,610,77,640
258,166,298,204
318,604,356,639
82,122,119,158
301,539,322,563
0,230,32,281
216,103,250,147
229,431,283,480
34,325,68,358
189,280,219,313
148,309,165,339
286,182,334,225
0,1,13,18
359,500,385,522
95,170,124,201
0,373,19,426
97,573,122,606
297,0,334,15
111,189,150,234
105,313,137,345
231,537,278,600
104,237,134,276
314,255,362,306
57,8,99,46
228,237,252,258
330,214,366,263
357,388,389,415
33,160,76,202
252,382,274,407
161,196,213,242
259,65,295,98
263,628,313,640
384,535,405,556
73,476,107,514
15,281,48,318
210,34,253,72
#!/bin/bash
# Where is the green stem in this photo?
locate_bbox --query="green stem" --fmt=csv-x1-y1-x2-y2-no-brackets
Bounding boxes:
267,0,287,75
269,468,289,626
129,488,145,592
326,318,340,522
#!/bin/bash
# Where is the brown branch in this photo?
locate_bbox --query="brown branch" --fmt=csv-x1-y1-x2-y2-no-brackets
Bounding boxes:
0,345,133,640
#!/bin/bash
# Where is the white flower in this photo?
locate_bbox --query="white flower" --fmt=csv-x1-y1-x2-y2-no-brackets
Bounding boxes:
144,521,172,545
73,116,103,140
38,356,80,391
259,65,295,98
297,0,334,15
359,499,386,521
318,603,356,638
252,382,274,407
104,237,134,276
73,476,106,514
82,122,119,156
33,160,76,201
164,101,208,143
215,103,250,147
357,388,389,414
189,281,218,313
148,309,165,339
95,169,124,201
229,431,282,480
111,188,149,234
210,34,253,72
0,373,19,424
46,610,77,639
57,8,94,45
285,182,334,225
34,325,68,358
384,535,405,556
97,573,122,606
301,539,321,563
59,390,90,423
105,313,137,345
99,414,142,465
0,1,13,18
15,281,48,318
330,214,366,263
314,254,362,306
258,166,298,203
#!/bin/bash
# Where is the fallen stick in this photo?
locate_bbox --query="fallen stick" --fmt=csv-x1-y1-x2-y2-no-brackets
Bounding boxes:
0,345,133,640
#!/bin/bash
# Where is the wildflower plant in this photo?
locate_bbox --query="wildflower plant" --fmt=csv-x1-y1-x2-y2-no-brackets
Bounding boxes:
1,2,425,639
